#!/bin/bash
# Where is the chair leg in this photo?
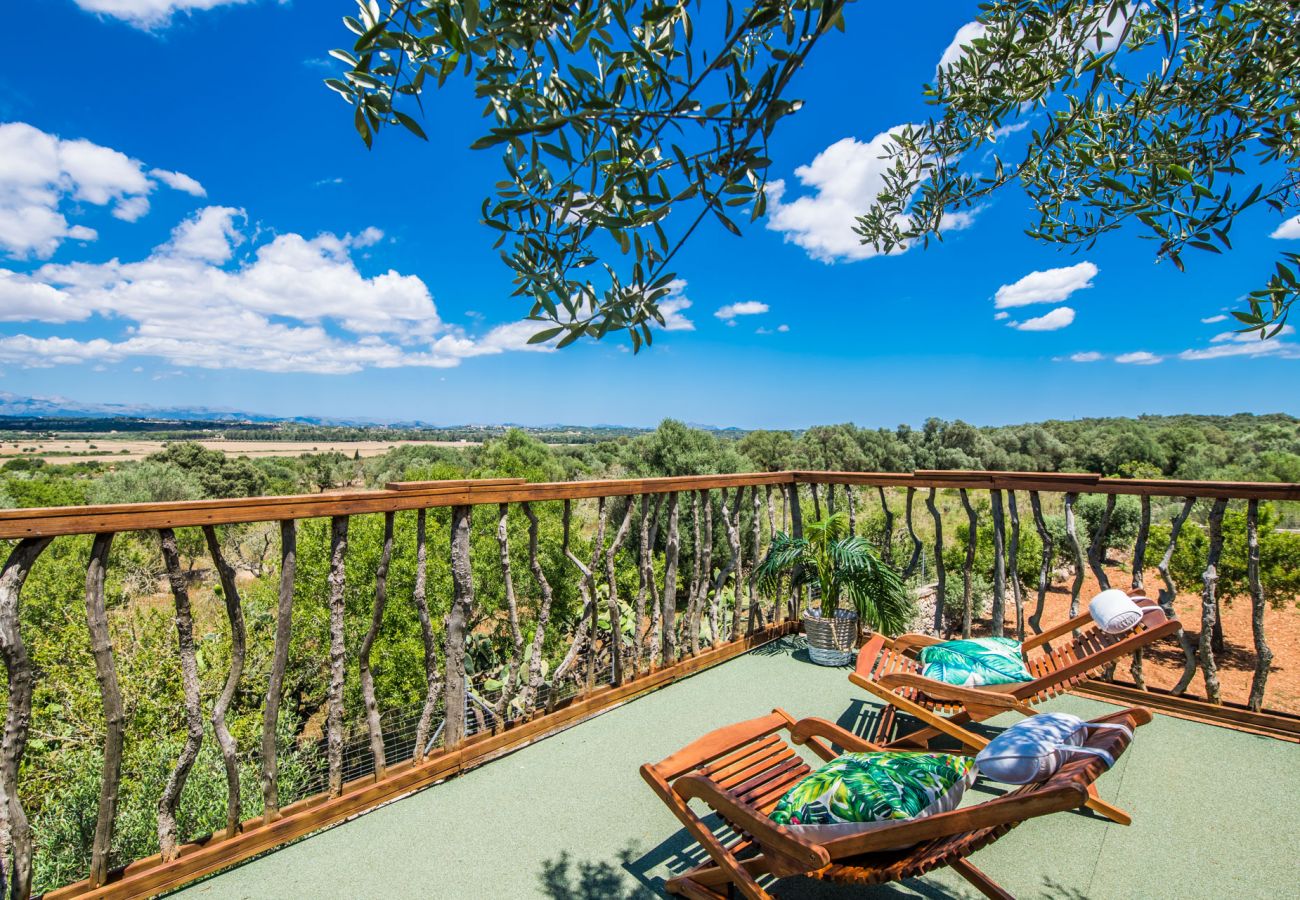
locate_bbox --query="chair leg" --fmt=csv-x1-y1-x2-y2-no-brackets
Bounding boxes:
950,858,1014,900
665,874,733,900
1084,783,1132,826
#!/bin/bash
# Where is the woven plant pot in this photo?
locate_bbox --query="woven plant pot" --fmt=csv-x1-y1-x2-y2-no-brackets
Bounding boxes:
801,609,859,666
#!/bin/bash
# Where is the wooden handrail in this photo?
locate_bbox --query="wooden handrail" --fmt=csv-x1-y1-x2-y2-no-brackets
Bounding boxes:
0,469,1296,539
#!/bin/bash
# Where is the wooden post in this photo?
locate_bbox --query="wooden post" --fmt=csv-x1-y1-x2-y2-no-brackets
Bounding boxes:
358,512,393,779
202,525,247,838
325,516,349,796
157,528,203,860
748,484,763,633
1246,499,1273,711
926,489,946,635
0,537,51,900
989,489,1006,638
1156,497,1198,694
443,505,473,749
958,489,977,638
1199,498,1228,704
262,520,295,821
84,533,121,887
1028,492,1052,635
412,509,441,760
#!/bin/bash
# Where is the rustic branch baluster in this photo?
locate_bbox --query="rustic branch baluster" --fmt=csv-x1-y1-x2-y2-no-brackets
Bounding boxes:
686,492,702,654
1200,498,1228,704
84,533,120,887
1246,499,1273,712
493,504,526,714
520,502,554,711
876,486,894,565
1028,491,1052,634
443,505,473,748
1156,497,1198,694
262,520,295,819
925,489,946,635
1063,493,1086,619
787,482,804,620
412,509,442,760
157,528,203,860
846,484,856,535
604,497,635,685
1128,496,1152,688
989,489,1007,638
1007,491,1024,640
0,536,51,900
644,496,663,669
747,485,763,633
358,512,393,778
902,487,923,580
325,516,349,795
810,483,822,520
958,489,977,638
633,495,655,674
661,493,681,663
715,488,742,643
1086,493,1116,591
201,525,247,837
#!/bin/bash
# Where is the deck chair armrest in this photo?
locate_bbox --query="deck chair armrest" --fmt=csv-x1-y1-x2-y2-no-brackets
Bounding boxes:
820,782,1088,858
877,672,1025,709
674,774,830,872
891,633,945,656
789,717,883,754
1021,611,1095,652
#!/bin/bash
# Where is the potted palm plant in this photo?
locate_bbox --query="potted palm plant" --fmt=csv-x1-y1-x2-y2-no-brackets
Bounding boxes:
755,512,912,665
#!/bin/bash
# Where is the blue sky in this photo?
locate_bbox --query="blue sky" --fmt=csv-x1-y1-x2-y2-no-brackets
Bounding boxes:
0,0,1297,429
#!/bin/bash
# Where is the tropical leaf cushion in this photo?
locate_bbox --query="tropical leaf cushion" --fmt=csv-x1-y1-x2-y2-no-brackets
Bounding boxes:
770,751,975,838
919,636,1034,687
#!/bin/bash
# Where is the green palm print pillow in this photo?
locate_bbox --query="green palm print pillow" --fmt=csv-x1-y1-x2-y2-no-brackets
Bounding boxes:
770,752,975,828
919,636,1034,687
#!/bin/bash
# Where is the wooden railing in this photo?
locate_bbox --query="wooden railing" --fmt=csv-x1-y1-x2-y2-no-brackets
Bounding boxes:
0,470,1297,898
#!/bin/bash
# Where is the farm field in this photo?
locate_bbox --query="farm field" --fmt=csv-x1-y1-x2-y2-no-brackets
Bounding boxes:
0,438,479,464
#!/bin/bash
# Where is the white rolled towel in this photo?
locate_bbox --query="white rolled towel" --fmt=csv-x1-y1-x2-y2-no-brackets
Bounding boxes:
1088,588,1144,634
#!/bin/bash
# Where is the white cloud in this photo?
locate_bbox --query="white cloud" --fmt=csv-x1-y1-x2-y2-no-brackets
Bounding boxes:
766,131,979,264
149,168,206,196
993,311,1009,321
1115,351,1163,365
1270,215,1300,240
994,262,1097,309
347,226,385,248
0,122,202,258
715,301,768,319
1178,326,1300,361
73,0,258,30
938,21,988,71
0,206,551,374
655,279,695,331
1010,306,1075,331
1201,314,1228,324
1069,351,1103,362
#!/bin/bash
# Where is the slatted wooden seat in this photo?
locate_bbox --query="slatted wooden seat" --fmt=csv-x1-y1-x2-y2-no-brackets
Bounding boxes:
848,592,1178,824
642,705,1151,900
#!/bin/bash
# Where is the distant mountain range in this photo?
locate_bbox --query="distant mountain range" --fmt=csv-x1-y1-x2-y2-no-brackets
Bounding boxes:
0,393,691,431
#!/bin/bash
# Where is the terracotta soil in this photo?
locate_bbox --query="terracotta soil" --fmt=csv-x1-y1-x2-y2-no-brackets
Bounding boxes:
971,563,1300,715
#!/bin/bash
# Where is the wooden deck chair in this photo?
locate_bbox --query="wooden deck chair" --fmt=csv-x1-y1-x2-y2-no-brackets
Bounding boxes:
642,705,1151,900
848,592,1177,824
